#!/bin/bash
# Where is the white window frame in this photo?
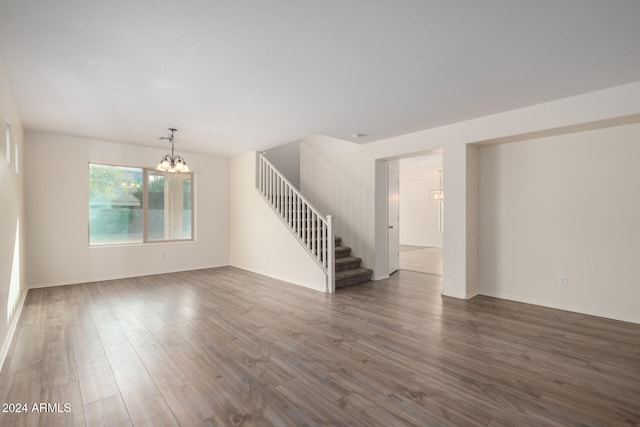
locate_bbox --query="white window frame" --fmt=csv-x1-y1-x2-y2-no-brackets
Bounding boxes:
88,162,195,246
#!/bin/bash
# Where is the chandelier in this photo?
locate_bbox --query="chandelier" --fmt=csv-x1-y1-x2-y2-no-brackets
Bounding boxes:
429,170,443,202
156,128,190,173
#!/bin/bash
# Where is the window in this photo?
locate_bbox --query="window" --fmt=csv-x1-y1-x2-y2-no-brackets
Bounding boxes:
89,163,193,246
147,171,193,241
89,164,144,245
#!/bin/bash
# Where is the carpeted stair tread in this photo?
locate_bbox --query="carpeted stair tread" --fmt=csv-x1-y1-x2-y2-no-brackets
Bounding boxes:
335,267,371,279
335,267,372,288
335,246,352,258
335,256,362,271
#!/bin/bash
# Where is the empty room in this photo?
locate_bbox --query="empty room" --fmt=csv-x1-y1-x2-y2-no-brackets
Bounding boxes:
1,1,640,426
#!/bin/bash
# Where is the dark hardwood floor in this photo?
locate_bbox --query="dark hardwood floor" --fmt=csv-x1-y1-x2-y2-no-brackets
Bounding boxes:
1,267,639,426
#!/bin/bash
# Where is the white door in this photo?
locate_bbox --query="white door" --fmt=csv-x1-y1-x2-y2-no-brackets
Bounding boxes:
387,164,400,274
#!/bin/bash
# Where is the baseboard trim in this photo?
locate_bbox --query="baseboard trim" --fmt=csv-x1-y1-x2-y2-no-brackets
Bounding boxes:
228,265,326,293
0,290,28,374
477,289,640,325
441,289,466,299
466,290,480,299
28,264,227,289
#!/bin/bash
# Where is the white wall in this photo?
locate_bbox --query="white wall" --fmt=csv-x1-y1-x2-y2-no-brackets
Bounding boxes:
300,134,474,295
229,151,326,292
371,82,640,301
300,135,376,273
266,140,301,189
24,131,229,287
0,57,27,368
478,123,640,324
300,81,640,306
399,155,443,248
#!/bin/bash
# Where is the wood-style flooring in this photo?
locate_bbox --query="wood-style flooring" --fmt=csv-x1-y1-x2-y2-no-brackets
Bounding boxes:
399,246,442,276
1,267,639,426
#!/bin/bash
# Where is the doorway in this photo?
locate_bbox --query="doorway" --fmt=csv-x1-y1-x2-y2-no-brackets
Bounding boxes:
385,150,443,278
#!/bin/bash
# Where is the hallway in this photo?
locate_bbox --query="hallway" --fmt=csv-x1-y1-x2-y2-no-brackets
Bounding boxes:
399,245,442,276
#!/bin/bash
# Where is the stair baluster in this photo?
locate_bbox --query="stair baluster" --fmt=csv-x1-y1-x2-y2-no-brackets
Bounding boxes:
256,152,371,291
256,152,336,292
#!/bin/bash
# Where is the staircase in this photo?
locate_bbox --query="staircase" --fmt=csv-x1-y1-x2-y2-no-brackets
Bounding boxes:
334,236,372,289
256,152,371,292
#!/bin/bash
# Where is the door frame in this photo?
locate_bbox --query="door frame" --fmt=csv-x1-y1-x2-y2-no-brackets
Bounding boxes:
387,162,400,275
374,150,444,286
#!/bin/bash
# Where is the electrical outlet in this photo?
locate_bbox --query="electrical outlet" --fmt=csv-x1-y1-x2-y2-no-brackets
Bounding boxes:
558,275,568,286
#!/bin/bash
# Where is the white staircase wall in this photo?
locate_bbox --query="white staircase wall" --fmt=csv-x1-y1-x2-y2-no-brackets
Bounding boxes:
300,135,376,275
265,140,301,189
230,151,326,292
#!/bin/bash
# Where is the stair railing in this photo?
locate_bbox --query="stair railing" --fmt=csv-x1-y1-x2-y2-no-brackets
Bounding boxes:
256,152,335,293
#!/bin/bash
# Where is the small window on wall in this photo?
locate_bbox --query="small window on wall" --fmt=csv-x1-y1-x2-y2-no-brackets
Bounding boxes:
88,163,193,246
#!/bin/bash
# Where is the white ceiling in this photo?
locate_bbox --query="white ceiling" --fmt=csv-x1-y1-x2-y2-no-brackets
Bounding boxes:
1,1,640,157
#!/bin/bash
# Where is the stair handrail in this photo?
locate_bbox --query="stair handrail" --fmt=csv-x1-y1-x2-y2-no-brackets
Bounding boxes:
255,152,336,293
